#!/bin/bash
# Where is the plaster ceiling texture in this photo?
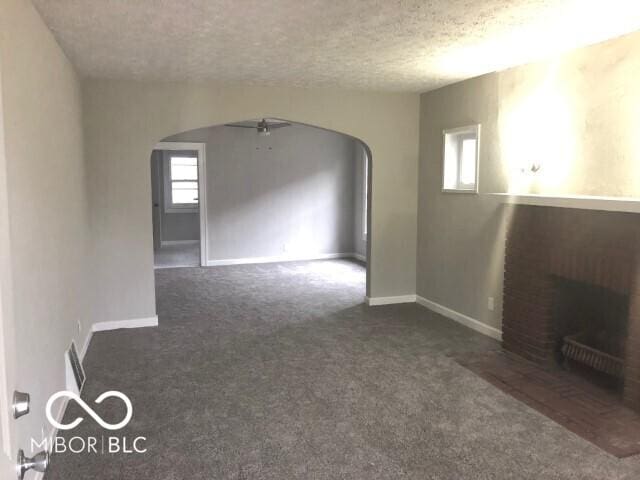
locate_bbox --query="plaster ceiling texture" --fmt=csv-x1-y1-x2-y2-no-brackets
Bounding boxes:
32,0,640,92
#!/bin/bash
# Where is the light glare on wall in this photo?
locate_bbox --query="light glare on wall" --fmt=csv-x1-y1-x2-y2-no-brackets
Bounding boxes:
460,139,477,185
501,63,575,193
434,1,640,81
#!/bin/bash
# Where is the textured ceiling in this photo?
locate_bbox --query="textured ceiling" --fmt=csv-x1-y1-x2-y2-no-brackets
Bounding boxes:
32,0,640,92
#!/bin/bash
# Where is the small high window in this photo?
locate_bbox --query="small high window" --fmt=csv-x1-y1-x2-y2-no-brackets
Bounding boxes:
442,125,480,193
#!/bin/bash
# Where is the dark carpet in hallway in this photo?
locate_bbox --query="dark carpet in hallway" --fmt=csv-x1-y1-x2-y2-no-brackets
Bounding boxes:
46,260,640,479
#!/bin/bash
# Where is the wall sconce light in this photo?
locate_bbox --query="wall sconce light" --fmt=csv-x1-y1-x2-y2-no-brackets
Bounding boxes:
521,162,541,174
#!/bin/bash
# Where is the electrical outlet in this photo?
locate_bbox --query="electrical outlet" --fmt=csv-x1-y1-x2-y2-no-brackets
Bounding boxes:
487,297,495,311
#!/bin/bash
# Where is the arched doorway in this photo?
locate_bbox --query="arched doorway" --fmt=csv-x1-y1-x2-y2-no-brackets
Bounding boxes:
149,117,371,293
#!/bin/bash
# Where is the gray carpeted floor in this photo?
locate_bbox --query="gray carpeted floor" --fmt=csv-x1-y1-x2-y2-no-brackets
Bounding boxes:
45,260,640,479
154,242,200,268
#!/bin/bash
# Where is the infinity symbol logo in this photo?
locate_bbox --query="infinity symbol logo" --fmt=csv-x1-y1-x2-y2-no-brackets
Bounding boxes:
46,391,133,431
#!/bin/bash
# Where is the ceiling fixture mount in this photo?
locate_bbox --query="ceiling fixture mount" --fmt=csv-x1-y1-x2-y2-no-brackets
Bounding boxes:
225,118,292,136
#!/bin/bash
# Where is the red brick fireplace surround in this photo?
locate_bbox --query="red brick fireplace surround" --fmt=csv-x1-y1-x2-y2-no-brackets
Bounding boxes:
502,204,640,412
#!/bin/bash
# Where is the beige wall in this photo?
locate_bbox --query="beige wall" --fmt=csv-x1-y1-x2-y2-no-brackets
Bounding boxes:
83,80,419,323
0,0,92,463
418,30,640,331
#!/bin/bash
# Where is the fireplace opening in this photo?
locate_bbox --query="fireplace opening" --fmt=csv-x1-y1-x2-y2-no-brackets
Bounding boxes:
552,276,629,392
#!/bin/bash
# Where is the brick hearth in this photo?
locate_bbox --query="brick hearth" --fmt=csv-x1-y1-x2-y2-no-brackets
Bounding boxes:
502,205,640,411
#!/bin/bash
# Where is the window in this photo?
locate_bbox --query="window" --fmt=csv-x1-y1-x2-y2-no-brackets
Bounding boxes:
165,155,199,213
442,125,480,192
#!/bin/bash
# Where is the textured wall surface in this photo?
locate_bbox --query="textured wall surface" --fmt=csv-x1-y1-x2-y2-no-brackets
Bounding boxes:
83,80,419,324
31,0,640,91
418,30,640,332
0,0,92,466
165,124,359,261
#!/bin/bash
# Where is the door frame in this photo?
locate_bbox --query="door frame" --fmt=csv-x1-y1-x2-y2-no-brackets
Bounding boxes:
0,57,13,459
154,142,208,266
150,153,163,251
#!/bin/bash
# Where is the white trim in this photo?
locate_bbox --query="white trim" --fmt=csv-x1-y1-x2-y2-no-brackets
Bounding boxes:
207,252,362,267
155,142,208,267
442,124,480,194
154,264,199,270
79,330,93,363
161,152,199,214
362,149,368,240
0,291,8,459
0,62,12,459
487,192,640,213
64,347,82,395
197,145,208,267
160,240,199,246
352,253,366,262
416,295,502,341
92,316,158,333
366,294,416,306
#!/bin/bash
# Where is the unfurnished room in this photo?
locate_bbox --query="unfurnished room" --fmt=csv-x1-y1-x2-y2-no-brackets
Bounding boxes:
1,1,640,479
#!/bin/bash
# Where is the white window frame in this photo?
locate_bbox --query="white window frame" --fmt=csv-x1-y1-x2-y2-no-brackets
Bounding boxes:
442,124,480,194
163,152,200,214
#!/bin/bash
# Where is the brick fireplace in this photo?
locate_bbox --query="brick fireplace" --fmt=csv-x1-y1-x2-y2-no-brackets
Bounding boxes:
502,204,640,412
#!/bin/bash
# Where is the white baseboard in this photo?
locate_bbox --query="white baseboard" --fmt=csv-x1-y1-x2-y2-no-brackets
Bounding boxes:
92,316,158,332
207,252,360,267
79,329,93,363
161,240,198,246
352,253,366,262
416,296,502,341
366,294,417,306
